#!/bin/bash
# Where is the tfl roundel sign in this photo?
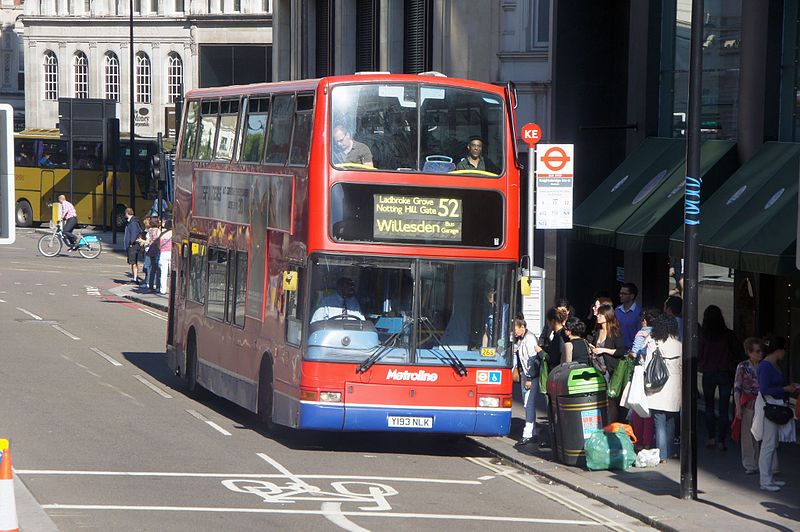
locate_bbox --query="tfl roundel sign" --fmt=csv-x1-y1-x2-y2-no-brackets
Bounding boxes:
521,123,542,147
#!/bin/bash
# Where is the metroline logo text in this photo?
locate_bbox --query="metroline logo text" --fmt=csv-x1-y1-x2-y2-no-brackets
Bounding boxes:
386,369,439,382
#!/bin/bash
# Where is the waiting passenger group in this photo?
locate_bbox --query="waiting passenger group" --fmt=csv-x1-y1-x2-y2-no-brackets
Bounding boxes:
512,284,798,492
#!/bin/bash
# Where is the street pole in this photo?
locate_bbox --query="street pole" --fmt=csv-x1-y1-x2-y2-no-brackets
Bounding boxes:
129,0,136,213
527,146,536,270
680,0,704,501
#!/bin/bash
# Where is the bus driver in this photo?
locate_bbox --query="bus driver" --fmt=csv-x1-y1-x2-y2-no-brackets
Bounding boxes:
311,277,365,322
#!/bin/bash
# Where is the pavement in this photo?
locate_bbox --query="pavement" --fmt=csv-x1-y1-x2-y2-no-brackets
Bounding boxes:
14,225,798,531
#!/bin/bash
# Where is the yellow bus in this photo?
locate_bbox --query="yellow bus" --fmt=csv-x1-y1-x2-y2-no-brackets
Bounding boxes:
13,128,159,228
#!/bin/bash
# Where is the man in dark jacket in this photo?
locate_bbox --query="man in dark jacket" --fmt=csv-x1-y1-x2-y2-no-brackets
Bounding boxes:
123,208,144,283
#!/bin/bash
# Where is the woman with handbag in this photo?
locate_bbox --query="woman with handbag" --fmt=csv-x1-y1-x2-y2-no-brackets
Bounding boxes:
588,304,626,421
513,317,544,448
755,336,799,491
643,315,682,462
629,308,661,451
733,338,766,474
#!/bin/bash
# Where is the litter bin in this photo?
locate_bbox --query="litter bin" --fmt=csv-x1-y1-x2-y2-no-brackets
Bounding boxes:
546,362,608,466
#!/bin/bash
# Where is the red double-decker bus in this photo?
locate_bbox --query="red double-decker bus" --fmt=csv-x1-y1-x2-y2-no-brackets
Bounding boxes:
166,73,520,434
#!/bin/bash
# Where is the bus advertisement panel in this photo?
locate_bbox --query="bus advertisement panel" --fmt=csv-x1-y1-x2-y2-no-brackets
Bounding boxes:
167,74,521,435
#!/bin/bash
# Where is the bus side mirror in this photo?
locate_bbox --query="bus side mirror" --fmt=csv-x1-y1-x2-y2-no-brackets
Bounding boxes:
520,276,531,296
282,271,297,291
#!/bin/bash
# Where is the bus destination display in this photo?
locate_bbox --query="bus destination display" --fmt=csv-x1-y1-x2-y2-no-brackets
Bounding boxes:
373,194,462,241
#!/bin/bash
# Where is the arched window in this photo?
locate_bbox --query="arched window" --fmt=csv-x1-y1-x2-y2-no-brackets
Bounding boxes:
74,51,89,99
104,52,120,102
135,51,151,104
43,50,58,101
167,52,183,104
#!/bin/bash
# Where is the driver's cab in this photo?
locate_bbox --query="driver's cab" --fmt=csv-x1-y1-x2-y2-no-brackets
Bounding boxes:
306,256,414,363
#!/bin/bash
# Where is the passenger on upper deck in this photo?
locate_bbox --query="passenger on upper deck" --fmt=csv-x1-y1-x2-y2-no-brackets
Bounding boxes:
333,125,374,168
456,136,496,173
311,276,365,322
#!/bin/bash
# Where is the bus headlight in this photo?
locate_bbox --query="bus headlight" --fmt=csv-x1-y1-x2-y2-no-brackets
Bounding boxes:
478,396,500,408
319,391,343,403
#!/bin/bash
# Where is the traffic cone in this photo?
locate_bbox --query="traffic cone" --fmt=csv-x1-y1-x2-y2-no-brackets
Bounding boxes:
0,439,18,532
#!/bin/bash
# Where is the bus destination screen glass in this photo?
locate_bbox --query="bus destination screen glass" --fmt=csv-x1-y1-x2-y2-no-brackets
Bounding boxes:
331,183,503,248
330,83,504,176
373,194,462,242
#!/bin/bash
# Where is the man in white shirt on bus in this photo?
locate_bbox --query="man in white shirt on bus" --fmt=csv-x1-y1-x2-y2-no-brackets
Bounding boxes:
312,277,364,322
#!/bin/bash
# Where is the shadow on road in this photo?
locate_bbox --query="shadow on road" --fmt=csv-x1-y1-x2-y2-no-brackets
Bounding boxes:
121,350,496,459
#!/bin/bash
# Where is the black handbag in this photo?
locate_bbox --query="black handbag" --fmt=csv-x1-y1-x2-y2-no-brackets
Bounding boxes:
644,346,669,391
762,394,794,425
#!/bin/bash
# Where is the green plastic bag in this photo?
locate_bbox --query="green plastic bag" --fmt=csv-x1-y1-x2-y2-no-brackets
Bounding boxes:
539,356,549,393
608,357,633,399
585,429,636,471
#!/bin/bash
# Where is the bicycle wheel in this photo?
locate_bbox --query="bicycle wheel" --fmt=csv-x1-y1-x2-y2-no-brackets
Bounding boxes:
38,233,62,257
79,239,102,259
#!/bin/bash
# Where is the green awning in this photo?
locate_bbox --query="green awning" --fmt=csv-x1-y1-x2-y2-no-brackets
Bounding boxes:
669,142,800,275
615,140,736,252
573,138,686,247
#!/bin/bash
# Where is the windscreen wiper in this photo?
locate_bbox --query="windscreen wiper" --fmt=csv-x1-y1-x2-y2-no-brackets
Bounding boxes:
356,318,412,374
418,317,468,377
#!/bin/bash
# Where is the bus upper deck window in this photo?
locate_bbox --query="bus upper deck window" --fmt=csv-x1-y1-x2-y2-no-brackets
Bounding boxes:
240,97,270,163
180,100,201,160
215,99,240,162
196,100,220,161
264,94,295,165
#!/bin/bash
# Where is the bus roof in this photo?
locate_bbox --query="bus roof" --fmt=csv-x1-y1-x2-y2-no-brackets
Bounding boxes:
184,73,506,100
16,128,60,138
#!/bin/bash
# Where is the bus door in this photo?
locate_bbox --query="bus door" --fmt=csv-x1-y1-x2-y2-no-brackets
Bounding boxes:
40,169,56,222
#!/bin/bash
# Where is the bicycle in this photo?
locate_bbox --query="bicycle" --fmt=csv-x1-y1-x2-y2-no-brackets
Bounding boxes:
38,222,102,259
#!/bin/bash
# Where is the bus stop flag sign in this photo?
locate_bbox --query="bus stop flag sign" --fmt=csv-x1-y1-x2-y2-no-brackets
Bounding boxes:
521,123,542,147
536,144,574,229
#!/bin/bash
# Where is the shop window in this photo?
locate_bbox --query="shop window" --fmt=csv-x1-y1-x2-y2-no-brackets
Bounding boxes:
664,0,742,140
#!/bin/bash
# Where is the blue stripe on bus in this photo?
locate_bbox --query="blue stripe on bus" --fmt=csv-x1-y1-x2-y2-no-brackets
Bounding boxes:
297,402,510,435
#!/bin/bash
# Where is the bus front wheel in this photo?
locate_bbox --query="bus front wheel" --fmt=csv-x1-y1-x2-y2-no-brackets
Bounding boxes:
15,200,33,227
257,353,276,432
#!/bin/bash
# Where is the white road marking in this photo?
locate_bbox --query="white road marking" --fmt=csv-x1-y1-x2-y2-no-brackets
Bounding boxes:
98,382,144,407
35,283,43,286
133,375,173,399
87,370,101,378
466,457,635,531
138,307,167,321
16,307,42,320
13,282,20,285
89,347,123,367
0,298,6,303
257,452,318,492
321,502,370,532
14,470,481,484
25,291,32,295
477,475,495,481
52,324,80,340
38,504,601,525
186,409,231,436
85,286,102,296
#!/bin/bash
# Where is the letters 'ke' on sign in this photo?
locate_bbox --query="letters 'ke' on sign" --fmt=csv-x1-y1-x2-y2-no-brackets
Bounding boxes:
536,143,574,229
521,123,542,147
